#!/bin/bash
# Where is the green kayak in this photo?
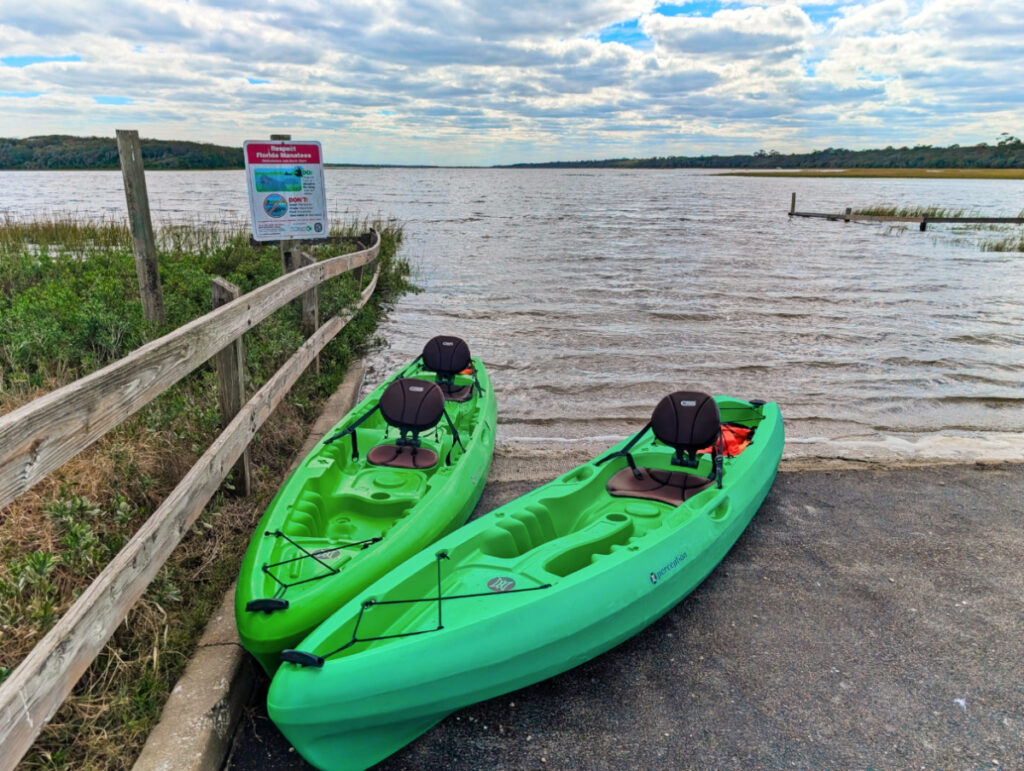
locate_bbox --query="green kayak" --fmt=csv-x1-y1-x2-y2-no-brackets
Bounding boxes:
268,392,784,770
235,336,496,674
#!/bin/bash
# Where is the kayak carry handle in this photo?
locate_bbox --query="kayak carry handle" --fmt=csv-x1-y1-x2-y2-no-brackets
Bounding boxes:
280,649,325,668
245,598,290,614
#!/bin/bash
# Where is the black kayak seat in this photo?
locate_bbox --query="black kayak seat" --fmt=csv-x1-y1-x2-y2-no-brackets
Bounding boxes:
607,391,722,507
368,378,445,469
421,335,473,402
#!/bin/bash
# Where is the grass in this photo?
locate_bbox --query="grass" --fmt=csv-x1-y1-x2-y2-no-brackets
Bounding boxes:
982,233,1024,252
849,205,967,218
721,168,1024,179
0,216,412,769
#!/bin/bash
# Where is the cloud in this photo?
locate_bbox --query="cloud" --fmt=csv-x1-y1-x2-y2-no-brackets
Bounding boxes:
0,0,1021,164
642,4,815,59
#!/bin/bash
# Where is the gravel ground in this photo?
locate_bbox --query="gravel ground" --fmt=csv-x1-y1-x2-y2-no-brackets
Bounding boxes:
226,462,1024,771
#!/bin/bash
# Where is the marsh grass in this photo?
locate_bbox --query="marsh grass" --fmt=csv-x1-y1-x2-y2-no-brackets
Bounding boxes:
981,232,1024,252
850,205,968,218
0,216,411,769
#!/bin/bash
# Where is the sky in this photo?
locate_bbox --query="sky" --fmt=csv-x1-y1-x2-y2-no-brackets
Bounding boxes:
1,0,1022,165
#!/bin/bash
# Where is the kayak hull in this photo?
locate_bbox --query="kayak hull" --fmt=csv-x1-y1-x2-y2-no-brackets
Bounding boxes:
269,397,783,769
235,356,496,674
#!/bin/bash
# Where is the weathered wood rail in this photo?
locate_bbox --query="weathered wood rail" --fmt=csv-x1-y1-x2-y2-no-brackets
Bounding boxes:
787,193,1024,231
0,231,381,770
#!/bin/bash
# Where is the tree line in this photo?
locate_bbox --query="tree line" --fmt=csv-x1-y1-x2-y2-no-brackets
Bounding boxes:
3,133,1023,171
0,135,243,170
505,134,1024,170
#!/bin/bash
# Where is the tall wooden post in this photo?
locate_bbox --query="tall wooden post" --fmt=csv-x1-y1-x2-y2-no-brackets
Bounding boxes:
790,192,796,214
301,252,320,374
116,129,165,323
211,278,252,495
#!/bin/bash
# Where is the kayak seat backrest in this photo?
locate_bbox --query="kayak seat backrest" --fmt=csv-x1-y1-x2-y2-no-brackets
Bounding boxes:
649,390,721,461
367,379,445,469
421,335,473,402
607,390,721,507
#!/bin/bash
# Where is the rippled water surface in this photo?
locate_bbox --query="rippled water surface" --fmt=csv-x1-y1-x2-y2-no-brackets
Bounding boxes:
4,168,1023,465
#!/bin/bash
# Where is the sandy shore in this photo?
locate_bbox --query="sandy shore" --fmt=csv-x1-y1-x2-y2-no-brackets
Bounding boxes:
226,461,1024,770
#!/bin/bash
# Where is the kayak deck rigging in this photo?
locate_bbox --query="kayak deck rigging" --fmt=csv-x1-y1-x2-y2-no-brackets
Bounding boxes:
283,551,553,666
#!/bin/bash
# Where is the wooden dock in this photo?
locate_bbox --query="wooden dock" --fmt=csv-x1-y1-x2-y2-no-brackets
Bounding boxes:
787,193,1024,230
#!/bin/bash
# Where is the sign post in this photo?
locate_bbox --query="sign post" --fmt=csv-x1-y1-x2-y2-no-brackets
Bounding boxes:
243,139,329,244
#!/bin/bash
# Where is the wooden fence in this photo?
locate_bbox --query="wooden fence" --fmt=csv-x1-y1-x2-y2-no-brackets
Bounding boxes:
787,192,1024,230
0,231,381,769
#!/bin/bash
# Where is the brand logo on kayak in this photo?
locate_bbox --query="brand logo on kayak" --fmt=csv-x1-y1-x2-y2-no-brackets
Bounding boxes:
679,400,696,407
316,549,340,561
487,576,516,592
649,553,687,584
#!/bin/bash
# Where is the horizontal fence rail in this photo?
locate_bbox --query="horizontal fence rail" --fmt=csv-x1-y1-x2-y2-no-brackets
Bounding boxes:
0,231,378,512
0,236,380,769
787,193,1024,230
0,270,379,767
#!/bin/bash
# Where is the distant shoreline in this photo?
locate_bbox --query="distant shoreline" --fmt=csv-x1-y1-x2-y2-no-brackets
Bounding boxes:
721,168,1024,179
4,134,1022,173
4,167,1022,179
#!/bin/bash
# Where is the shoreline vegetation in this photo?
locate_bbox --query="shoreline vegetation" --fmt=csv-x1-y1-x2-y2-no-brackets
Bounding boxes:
1,134,1022,172
0,217,412,768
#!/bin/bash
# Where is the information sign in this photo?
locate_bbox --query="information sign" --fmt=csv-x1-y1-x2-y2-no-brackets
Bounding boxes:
243,140,329,241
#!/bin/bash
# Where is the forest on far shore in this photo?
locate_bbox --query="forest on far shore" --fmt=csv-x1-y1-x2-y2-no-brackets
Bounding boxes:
0,135,242,170
2,133,1022,170
505,134,1024,169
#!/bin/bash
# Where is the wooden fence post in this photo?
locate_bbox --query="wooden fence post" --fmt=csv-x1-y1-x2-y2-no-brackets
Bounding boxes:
211,278,252,495
300,253,320,375
116,129,165,324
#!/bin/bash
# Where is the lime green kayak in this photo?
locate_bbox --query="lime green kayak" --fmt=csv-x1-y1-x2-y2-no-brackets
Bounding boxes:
235,337,496,674
268,392,784,770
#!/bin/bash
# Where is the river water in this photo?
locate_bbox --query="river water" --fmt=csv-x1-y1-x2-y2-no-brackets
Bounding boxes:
3,168,1022,469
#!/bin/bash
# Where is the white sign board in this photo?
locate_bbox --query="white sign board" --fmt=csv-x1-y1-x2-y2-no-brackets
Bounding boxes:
243,140,329,241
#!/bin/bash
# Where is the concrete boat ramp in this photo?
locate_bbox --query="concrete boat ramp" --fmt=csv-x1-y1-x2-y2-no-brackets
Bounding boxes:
220,462,1024,770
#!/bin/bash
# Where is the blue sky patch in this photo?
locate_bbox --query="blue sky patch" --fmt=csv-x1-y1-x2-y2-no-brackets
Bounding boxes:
93,96,133,105
1,54,81,67
599,19,653,49
0,91,43,98
247,77,270,84
656,1,724,18
803,5,839,24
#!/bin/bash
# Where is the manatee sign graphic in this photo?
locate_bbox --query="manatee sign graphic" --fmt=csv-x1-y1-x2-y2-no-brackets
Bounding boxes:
244,140,329,242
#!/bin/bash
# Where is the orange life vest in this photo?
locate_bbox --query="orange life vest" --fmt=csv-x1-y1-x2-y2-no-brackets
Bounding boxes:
700,424,754,457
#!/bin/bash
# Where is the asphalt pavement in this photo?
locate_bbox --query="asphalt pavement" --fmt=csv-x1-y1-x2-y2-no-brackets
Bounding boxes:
225,461,1024,770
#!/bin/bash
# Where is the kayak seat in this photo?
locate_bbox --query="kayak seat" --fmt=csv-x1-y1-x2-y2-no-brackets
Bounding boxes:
607,467,714,506
605,390,723,505
421,335,474,402
367,444,439,469
368,378,445,470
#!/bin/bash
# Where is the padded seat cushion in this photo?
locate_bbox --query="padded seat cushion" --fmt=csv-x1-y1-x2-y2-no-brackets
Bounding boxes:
367,444,439,469
607,467,714,506
440,383,473,402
